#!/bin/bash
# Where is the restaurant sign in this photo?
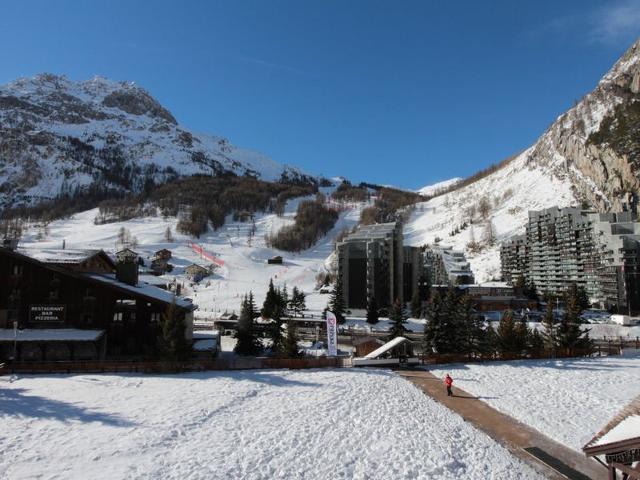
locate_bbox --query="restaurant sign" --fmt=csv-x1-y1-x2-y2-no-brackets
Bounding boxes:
606,448,640,465
29,305,66,323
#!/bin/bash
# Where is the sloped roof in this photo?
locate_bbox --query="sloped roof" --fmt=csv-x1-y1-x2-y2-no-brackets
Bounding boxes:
584,395,640,450
364,336,411,359
18,247,115,268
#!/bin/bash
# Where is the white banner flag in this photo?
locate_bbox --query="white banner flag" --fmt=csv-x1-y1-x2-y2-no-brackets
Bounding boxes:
326,311,338,357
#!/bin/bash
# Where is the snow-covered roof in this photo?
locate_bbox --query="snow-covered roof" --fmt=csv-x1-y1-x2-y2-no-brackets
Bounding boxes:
364,336,411,359
0,329,104,342
584,395,640,449
17,247,111,266
87,273,194,309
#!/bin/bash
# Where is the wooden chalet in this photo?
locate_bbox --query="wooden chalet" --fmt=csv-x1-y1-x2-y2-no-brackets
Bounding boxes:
583,395,640,479
185,264,209,282
268,256,283,265
0,247,195,361
115,248,138,263
153,249,172,261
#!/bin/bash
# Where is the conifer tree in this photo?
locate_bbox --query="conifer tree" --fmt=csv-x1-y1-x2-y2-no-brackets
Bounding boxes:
528,328,545,357
424,291,444,354
541,297,558,356
437,288,461,353
496,310,518,358
388,299,408,339
280,284,289,316
410,290,422,318
328,276,346,324
513,318,529,355
263,280,285,354
262,279,279,319
366,296,379,324
557,283,592,355
234,292,262,356
458,294,485,360
159,297,190,359
283,321,301,357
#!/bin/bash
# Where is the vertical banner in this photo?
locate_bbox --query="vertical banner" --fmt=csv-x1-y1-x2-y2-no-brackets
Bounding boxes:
326,311,338,357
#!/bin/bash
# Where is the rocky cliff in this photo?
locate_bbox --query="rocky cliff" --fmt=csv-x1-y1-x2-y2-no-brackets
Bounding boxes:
527,38,640,211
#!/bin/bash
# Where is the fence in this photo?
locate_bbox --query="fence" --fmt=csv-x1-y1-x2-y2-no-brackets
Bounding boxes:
420,346,621,365
0,356,353,375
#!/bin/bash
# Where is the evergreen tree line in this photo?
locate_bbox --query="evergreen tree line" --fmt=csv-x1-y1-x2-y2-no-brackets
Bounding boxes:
266,197,339,252
423,284,593,360
234,280,306,357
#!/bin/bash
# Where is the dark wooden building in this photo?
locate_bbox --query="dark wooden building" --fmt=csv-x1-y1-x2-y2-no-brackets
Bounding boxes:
0,247,194,360
583,395,640,479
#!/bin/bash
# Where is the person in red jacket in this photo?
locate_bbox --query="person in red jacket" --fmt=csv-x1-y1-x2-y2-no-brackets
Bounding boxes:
444,374,453,397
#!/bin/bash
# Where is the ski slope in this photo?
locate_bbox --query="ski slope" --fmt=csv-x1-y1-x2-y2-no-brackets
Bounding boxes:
0,369,544,479
19,191,363,317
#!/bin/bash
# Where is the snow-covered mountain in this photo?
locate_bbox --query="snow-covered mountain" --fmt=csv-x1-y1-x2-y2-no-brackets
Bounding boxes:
417,178,462,197
406,38,640,282
0,73,312,209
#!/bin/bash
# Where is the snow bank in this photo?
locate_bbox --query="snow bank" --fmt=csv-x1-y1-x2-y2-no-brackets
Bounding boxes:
0,370,543,479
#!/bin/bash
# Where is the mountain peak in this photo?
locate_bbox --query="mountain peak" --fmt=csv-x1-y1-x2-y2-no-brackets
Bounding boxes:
0,74,312,209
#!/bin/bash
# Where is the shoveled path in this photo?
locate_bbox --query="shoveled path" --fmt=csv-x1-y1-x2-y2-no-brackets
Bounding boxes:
398,370,605,480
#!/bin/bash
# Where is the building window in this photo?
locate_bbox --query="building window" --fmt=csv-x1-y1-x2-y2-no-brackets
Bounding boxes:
150,312,161,323
113,312,123,322
12,264,23,276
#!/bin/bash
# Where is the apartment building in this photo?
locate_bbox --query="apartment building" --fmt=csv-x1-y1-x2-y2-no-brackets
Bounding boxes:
500,207,640,314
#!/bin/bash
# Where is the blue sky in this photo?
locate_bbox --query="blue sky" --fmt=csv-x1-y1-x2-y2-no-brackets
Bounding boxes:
1,0,639,189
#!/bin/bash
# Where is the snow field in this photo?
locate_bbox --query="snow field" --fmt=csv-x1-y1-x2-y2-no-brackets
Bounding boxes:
0,369,544,479
430,352,640,452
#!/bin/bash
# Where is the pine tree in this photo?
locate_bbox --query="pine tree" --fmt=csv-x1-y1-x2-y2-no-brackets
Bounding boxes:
513,318,529,355
280,284,289,316
234,292,263,356
366,296,379,324
496,310,518,358
328,276,346,324
458,294,485,360
263,280,285,355
159,297,190,359
262,279,279,319
283,321,301,357
437,288,461,353
424,291,444,354
410,290,422,319
541,298,558,355
164,226,174,243
388,299,408,339
558,283,593,355
528,328,545,357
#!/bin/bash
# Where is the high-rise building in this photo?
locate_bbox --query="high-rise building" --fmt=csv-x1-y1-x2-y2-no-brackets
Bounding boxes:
423,245,474,286
500,207,640,314
337,222,422,309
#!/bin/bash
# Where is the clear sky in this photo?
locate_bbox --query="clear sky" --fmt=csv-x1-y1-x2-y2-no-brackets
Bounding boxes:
1,1,639,189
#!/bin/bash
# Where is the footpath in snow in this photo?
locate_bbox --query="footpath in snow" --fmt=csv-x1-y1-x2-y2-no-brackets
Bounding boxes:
430,351,640,452
0,369,544,480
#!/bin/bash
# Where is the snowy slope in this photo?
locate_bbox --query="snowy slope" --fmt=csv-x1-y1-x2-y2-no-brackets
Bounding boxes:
0,369,544,479
430,353,640,452
417,177,461,197
0,74,312,208
405,149,576,282
19,190,364,317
